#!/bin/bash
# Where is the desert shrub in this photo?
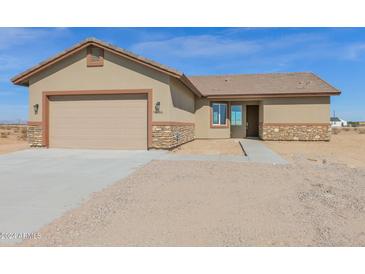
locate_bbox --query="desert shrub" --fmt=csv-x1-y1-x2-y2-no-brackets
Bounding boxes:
342,127,351,132
0,132,8,138
358,128,365,134
332,128,341,135
19,128,27,140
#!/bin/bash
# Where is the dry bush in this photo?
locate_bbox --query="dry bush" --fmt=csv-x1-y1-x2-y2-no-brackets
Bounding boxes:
342,127,351,132
332,128,341,135
358,128,365,134
0,132,8,138
19,128,27,140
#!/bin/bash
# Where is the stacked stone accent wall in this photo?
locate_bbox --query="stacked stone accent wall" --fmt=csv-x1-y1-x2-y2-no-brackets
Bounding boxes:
260,123,331,141
28,125,43,147
152,124,194,149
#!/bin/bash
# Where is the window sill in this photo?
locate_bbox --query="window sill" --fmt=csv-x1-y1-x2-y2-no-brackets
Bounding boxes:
210,124,229,128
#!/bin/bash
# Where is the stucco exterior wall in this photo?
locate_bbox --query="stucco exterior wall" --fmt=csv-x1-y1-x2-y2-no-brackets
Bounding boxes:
262,97,330,123
28,49,195,123
194,98,230,139
164,77,195,123
259,96,331,141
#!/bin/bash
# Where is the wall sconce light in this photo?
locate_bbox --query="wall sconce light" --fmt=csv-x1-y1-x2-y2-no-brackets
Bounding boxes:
33,104,39,115
154,101,161,113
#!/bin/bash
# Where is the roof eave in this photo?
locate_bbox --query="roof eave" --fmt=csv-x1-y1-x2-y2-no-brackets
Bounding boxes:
11,40,93,85
11,39,182,85
204,91,341,99
180,74,202,97
11,38,203,97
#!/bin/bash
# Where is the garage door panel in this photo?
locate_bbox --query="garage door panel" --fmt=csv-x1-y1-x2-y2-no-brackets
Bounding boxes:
50,113,147,121
49,94,147,149
52,106,145,113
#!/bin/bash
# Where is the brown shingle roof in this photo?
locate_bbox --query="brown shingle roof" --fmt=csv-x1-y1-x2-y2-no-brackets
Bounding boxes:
188,72,340,97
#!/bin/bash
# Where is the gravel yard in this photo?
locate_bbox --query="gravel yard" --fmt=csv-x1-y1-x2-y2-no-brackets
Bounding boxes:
265,130,365,168
21,156,365,246
0,124,28,155
0,140,28,155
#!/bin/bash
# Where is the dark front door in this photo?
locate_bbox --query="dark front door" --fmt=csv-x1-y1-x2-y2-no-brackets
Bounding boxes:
246,105,259,137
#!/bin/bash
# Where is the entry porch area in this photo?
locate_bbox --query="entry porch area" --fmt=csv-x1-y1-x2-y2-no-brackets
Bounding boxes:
210,100,262,139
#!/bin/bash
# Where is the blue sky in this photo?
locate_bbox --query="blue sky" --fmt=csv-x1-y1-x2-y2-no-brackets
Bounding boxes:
0,27,364,122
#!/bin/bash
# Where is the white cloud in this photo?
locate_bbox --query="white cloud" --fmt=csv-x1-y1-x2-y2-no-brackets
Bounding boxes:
263,32,325,49
131,35,260,58
0,28,70,50
129,31,336,66
344,43,365,60
0,54,30,71
129,31,350,72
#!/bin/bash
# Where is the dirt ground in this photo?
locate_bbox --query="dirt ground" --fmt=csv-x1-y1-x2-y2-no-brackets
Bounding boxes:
21,157,365,246
0,125,28,155
265,130,365,168
172,139,243,155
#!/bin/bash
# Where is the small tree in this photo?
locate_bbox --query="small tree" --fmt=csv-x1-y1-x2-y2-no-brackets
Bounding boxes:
348,121,360,127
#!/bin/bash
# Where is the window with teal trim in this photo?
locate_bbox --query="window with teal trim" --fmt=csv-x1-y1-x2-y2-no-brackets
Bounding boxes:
212,103,227,125
231,105,242,126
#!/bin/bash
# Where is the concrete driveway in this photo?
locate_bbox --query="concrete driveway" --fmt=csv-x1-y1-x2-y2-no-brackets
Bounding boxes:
0,148,165,243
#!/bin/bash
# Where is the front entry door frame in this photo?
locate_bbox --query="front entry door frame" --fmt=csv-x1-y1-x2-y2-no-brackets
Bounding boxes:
246,105,259,137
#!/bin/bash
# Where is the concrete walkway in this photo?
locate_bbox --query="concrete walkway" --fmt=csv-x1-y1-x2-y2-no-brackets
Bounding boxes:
161,153,249,162
239,139,288,164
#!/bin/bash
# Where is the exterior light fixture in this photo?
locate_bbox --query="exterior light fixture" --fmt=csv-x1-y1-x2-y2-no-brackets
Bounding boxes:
33,104,39,115
155,101,161,113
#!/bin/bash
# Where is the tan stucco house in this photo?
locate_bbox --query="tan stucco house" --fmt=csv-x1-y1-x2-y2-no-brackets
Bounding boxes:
12,38,341,150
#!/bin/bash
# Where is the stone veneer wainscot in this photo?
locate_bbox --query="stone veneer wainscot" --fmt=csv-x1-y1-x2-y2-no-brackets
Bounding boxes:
27,125,43,147
259,123,331,141
152,124,194,149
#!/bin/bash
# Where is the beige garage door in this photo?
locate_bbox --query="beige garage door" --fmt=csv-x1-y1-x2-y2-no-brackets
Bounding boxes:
49,94,147,149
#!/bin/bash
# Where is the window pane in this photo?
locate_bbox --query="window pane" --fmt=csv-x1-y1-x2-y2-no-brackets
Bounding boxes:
231,105,242,126
219,104,227,125
212,104,219,124
231,109,236,125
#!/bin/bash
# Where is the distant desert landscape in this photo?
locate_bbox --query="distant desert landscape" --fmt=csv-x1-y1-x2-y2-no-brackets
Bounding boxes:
0,125,28,155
